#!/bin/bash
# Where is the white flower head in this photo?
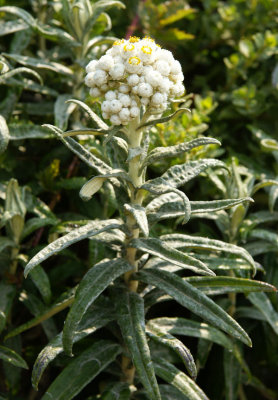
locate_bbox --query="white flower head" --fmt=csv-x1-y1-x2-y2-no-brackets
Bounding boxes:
85,36,185,126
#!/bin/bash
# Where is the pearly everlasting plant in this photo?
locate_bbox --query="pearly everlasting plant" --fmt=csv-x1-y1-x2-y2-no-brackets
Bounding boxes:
19,37,276,400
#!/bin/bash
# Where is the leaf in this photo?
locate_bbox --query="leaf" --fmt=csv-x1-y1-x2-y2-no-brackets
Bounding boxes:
269,185,278,212
124,204,149,237
129,238,214,276
54,94,76,131
185,276,276,295
43,124,112,174
29,265,52,304
160,8,196,26
137,108,190,130
252,179,278,195
63,258,132,355
36,23,78,47
0,283,16,333
5,289,75,341
160,159,227,188
0,346,28,369
32,306,114,389
138,269,252,347
146,317,234,351
159,384,190,400
0,237,14,252
102,382,131,399
115,291,161,400
9,124,54,140
3,53,73,76
224,349,241,400
161,234,256,276
41,341,121,400
146,324,197,380
0,67,43,85
191,197,253,214
66,99,108,130
247,292,278,335
24,219,122,276
0,114,9,153
21,217,57,239
62,128,106,137
146,192,191,224
143,137,220,168
154,359,209,400
0,19,28,36
0,6,36,27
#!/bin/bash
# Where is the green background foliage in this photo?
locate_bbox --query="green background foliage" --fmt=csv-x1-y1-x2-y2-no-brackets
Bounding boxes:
0,0,278,399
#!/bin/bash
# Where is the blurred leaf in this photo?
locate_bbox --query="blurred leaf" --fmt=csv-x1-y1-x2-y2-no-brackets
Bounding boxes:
0,114,9,154
0,283,16,333
0,346,28,369
247,292,278,335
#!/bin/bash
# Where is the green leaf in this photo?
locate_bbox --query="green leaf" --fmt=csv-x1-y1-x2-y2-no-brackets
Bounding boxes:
21,217,57,239
185,276,276,295
269,185,278,212
41,341,121,400
247,292,278,335
130,238,214,276
159,384,190,400
224,349,241,400
24,219,121,276
146,317,234,351
138,269,252,347
161,234,256,276
29,265,52,304
142,181,191,224
191,197,253,214
43,124,112,174
0,283,16,333
115,291,161,400
160,8,196,26
252,179,278,195
137,108,190,130
0,346,28,369
9,124,54,140
0,67,43,85
143,137,220,168
3,53,73,76
124,204,149,237
36,23,78,47
32,306,114,389
102,382,131,399
54,95,76,131
62,128,106,137
154,359,209,400
5,289,75,341
0,114,9,153
0,237,14,252
0,19,28,36
0,6,36,27
160,159,227,188
146,324,197,380
63,258,132,355
66,99,108,130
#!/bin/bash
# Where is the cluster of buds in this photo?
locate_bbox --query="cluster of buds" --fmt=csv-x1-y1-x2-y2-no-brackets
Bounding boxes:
85,36,185,126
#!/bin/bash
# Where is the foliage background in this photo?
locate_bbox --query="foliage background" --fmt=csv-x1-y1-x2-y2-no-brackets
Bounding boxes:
0,0,278,399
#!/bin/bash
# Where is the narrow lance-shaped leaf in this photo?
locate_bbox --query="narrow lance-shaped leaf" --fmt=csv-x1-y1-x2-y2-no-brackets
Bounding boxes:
0,67,43,85
185,276,276,296
247,292,278,335
115,291,161,400
0,114,9,153
160,159,227,188
161,234,256,276
24,219,122,276
102,382,131,400
0,346,28,369
43,124,112,174
63,258,133,355
0,6,36,26
142,137,221,168
129,238,214,276
41,341,121,400
32,306,114,389
154,359,209,400
54,94,76,131
124,204,149,237
137,107,190,130
0,283,16,333
146,324,197,380
66,99,109,130
138,269,252,347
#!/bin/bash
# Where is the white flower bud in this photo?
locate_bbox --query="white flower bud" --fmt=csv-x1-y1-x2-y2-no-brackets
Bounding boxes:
131,85,139,94
119,108,130,121
156,49,175,64
155,60,170,76
101,100,111,113
92,69,108,86
130,106,140,117
102,111,109,120
145,71,163,87
127,74,140,86
171,82,184,97
109,63,125,80
98,55,114,71
84,72,95,87
170,60,182,75
105,90,117,101
110,114,122,125
131,99,138,107
119,94,131,107
151,92,164,105
119,84,130,94
86,60,98,73
100,83,109,92
158,78,171,93
137,82,153,97
141,97,150,106
89,87,101,97
110,99,122,113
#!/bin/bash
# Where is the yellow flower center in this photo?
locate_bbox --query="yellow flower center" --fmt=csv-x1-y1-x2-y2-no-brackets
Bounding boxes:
124,43,135,52
113,39,124,46
129,36,140,43
144,35,155,42
128,56,141,65
141,46,152,55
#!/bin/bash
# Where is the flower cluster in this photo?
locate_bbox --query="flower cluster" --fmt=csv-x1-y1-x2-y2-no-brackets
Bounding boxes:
85,36,185,126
